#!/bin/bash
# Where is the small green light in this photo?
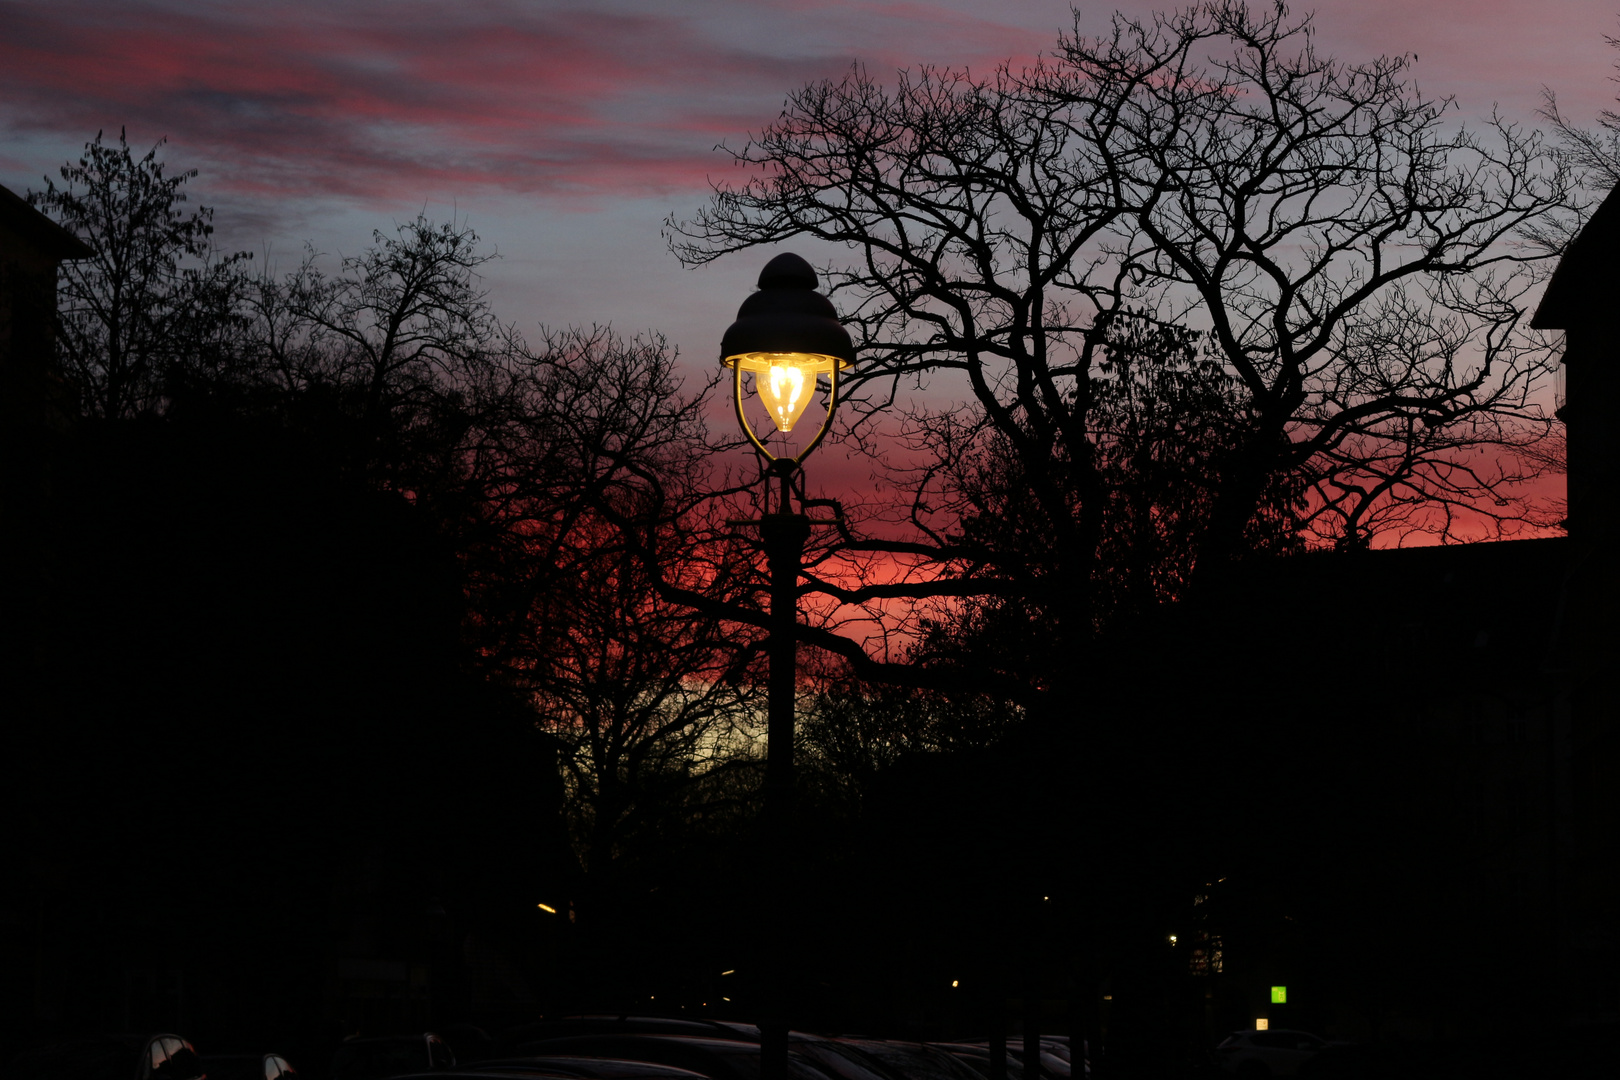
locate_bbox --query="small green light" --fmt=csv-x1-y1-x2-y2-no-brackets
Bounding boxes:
1271,986,1287,1004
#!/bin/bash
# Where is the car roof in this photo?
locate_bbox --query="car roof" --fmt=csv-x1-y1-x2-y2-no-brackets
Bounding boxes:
390,1073,575,1080
526,1036,762,1050
515,1034,838,1080
482,1057,710,1079
834,1041,984,1080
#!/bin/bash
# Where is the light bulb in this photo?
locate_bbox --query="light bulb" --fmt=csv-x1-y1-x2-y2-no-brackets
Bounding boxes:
755,358,816,432
723,350,848,446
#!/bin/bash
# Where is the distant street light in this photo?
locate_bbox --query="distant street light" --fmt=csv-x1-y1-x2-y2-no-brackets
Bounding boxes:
720,252,854,1080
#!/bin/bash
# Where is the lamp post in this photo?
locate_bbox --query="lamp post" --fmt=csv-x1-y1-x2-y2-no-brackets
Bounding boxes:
720,253,854,1080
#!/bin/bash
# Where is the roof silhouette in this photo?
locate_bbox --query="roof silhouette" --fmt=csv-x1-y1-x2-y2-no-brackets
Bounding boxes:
0,181,92,260
1533,182,1620,329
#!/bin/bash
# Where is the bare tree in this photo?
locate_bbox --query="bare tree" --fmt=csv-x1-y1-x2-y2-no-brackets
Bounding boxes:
29,129,251,419
1540,19,1620,195
667,1,1573,678
443,325,761,925
524,528,758,911
239,227,759,920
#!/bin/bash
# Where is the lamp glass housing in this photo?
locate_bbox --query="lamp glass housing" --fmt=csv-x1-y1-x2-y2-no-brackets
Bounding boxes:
729,351,845,434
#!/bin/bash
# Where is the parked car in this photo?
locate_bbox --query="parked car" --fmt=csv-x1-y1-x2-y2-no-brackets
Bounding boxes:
331,1034,455,1080
932,1043,1074,1080
1211,1030,1329,1078
498,1020,745,1054
925,1046,1021,1080
833,1041,985,1080
388,1072,581,1080
198,1053,300,1080
511,1034,836,1080
475,1057,715,1080
9,1034,204,1080
541,1021,904,1080
991,1038,1086,1078
781,1037,905,1080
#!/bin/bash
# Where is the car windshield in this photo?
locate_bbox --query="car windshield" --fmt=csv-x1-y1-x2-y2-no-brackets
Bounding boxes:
790,1043,894,1080
840,1043,984,1080
148,1037,204,1080
936,1051,1022,1080
691,1039,831,1080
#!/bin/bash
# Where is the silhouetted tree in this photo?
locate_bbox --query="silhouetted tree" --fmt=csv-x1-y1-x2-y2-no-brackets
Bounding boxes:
907,316,1308,688
527,532,756,911
28,128,251,418
1540,23,1620,194
21,135,775,1017
448,328,756,898
797,656,1014,810
230,214,520,491
667,0,1573,683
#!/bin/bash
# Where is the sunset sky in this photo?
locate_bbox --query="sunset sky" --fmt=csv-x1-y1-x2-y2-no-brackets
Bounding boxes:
2,0,1614,470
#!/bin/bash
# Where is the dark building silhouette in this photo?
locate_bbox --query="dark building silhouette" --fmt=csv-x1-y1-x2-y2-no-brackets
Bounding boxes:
0,181,572,1062
0,182,87,435
0,180,89,657
0,184,91,1046
1080,185,1618,1049
1527,180,1620,1032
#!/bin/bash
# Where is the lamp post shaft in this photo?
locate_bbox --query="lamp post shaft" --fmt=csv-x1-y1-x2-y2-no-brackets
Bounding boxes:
719,252,852,1080
759,501,809,1080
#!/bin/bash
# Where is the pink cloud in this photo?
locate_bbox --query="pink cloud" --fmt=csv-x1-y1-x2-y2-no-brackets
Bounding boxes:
0,0,1057,207
8,0,1612,210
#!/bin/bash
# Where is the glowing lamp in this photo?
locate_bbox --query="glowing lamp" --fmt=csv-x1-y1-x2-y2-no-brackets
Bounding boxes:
728,352,843,433
1255,1019,1269,1031
720,253,855,463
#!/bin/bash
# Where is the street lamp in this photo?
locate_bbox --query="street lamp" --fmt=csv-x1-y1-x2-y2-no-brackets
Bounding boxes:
720,252,853,1080
722,251,855,496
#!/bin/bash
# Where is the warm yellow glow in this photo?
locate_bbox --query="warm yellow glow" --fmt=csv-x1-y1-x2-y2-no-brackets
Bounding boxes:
951,980,959,988
721,969,735,976
536,903,557,914
765,362,810,432
726,351,846,434
1255,1019,1269,1031
1169,934,1178,945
